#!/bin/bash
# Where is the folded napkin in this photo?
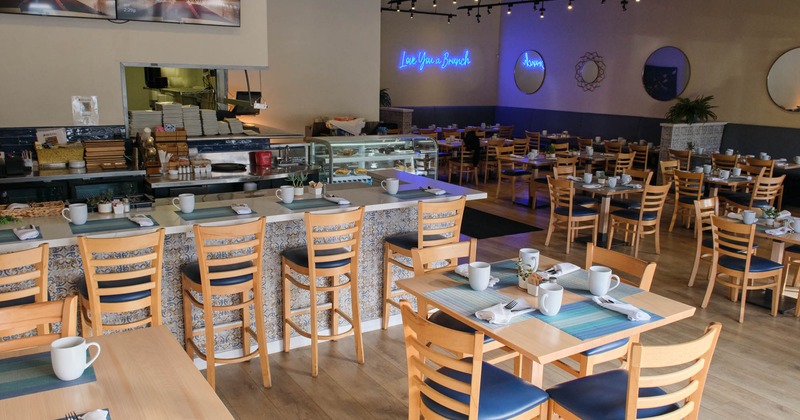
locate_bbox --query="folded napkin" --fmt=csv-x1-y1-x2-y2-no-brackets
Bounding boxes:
543,262,581,278
82,409,109,420
454,264,500,287
766,226,792,236
423,188,447,196
708,177,722,182
592,296,651,321
508,154,524,159
231,203,252,214
13,225,39,240
726,212,743,221
730,176,753,181
324,195,351,205
128,215,154,227
627,183,643,189
776,210,793,220
6,203,30,210
566,176,583,182
475,299,534,325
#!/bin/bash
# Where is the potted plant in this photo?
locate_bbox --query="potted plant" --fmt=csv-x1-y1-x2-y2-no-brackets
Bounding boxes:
287,172,308,197
379,88,392,107
660,95,726,177
763,207,780,226
665,95,718,124
87,191,114,213
545,144,557,159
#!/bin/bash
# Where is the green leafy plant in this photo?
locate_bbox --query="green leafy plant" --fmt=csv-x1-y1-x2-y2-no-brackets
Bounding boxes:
86,191,114,207
380,88,392,107
0,215,21,224
687,141,694,151
287,172,308,188
665,95,718,124
763,207,780,218
546,144,557,154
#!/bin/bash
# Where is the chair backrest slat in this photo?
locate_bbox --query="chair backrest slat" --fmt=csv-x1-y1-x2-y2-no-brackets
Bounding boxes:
411,238,477,275
418,196,466,248
0,296,77,353
585,243,657,290
668,149,692,171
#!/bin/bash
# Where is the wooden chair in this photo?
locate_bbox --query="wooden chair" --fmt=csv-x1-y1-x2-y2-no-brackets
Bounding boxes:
283,208,365,377
659,159,679,186
576,137,593,152
531,155,579,207
447,144,479,185
441,129,460,139
0,296,77,353
78,229,165,337
720,174,785,212
183,219,270,388
495,145,532,200
525,130,541,152
606,151,635,176
607,183,672,257
549,323,722,420
553,142,569,153
417,128,436,135
497,125,514,138
712,153,739,170
400,300,549,420
545,176,599,254
629,144,649,169
781,246,800,301
702,216,784,323
512,137,529,155
481,138,505,183
744,157,775,177
385,128,401,135
668,148,692,171
551,243,657,378
382,197,466,330
0,244,49,336
688,197,720,287
669,170,704,232
604,141,622,154
609,169,653,210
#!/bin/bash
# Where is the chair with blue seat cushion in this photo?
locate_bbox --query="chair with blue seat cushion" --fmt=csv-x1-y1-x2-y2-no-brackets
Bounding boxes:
609,168,653,210
688,197,720,287
668,148,692,171
607,183,671,258
669,170,704,232
548,322,722,420
283,207,364,377
606,151,635,177
0,244,49,337
702,216,784,323
495,145,532,201
781,245,800,316
0,296,77,353
182,219,270,389
530,155,579,208
400,300,549,420
545,176,599,254
78,230,164,338
382,197,466,330
720,174,785,214
551,243,657,378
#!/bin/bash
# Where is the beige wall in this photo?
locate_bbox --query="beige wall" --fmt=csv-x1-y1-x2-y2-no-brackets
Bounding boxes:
0,0,267,127
232,0,381,134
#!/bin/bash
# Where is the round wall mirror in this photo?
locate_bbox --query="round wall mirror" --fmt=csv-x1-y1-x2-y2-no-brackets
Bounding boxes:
767,47,800,112
581,61,599,83
514,50,546,94
642,46,690,101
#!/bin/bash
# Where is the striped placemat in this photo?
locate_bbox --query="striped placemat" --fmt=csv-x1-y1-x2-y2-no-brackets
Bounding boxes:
0,227,41,244
392,189,451,200
0,352,96,400
278,198,347,211
532,300,662,340
554,270,644,299
424,284,537,330
443,259,520,289
176,207,256,221
70,216,159,235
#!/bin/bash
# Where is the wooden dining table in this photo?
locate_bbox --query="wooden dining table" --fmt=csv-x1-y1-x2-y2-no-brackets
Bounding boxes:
397,255,696,387
0,326,234,419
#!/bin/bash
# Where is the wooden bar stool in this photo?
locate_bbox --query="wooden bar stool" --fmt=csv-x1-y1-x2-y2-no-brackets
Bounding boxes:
182,218,270,389
382,196,466,330
0,244,50,336
282,207,365,377
78,229,165,337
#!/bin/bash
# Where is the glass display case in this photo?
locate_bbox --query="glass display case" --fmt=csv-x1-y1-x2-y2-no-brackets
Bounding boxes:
306,135,438,183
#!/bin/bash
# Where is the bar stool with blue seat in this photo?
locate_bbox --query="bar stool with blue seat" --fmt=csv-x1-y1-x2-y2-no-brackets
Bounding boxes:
282,207,365,377
182,218,270,389
78,229,165,338
382,196,466,330
548,322,722,420
0,244,50,336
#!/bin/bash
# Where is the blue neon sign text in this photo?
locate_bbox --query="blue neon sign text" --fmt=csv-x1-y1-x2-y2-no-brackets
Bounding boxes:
521,52,544,70
398,50,472,72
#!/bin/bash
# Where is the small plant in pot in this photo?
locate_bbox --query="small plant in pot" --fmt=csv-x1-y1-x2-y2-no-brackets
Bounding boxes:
287,172,308,197
545,144,557,159
86,191,114,213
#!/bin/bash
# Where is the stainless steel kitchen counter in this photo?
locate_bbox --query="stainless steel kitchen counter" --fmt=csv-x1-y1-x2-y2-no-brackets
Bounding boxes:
145,165,317,188
0,167,145,184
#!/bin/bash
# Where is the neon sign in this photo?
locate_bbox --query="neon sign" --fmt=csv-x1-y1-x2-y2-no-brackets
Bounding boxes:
398,50,472,72
521,52,544,70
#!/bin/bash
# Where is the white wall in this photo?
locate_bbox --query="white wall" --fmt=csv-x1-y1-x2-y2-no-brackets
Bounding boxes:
0,0,268,127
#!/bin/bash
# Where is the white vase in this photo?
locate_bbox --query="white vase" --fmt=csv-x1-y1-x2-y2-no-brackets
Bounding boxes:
97,202,112,213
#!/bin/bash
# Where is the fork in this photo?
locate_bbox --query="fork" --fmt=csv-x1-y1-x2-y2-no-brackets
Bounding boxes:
504,299,519,310
65,412,79,420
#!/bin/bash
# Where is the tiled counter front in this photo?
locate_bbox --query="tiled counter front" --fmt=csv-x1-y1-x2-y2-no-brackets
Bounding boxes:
46,207,419,353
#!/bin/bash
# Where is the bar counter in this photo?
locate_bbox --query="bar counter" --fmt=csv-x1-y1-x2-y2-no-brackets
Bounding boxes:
2,170,486,354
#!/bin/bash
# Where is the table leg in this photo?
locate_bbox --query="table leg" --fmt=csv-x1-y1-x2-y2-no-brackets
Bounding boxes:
519,356,545,388
598,196,611,235
710,186,719,197
770,240,786,263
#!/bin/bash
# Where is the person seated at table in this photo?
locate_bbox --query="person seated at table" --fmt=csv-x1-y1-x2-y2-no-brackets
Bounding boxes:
464,130,482,166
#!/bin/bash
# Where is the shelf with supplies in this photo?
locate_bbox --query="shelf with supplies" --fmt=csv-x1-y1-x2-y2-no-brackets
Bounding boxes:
306,135,438,183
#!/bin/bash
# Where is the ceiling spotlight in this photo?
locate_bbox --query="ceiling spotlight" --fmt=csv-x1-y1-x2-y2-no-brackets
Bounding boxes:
410,10,414,18
476,12,481,22
453,0,457,4
448,15,452,23
487,6,492,14
433,0,437,8
540,5,545,17
568,0,573,10
621,0,628,10
411,0,416,10
507,4,512,14
396,2,400,11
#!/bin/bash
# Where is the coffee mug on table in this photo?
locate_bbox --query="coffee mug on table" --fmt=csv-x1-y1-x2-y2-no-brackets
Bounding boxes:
607,177,618,188
586,146,594,156
742,210,757,224
703,164,712,174
538,283,563,316
719,170,730,180
760,152,768,159
381,177,400,195
588,265,621,296
726,149,734,155
583,173,593,184
275,185,295,204
51,336,101,381
695,166,704,173
731,167,742,177
172,193,195,213
518,248,540,288
620,174,632,185
61,203,88,225
794,156,800,164
468,262,491,291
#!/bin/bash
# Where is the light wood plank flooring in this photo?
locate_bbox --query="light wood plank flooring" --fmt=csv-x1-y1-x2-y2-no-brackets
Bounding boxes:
213,178,800,419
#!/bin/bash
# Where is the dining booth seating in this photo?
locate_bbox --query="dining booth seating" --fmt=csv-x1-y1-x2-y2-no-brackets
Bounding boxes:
0,296,77,353
400,300,549,420
548,322,722,420
0,244,50,336
182,218,270,389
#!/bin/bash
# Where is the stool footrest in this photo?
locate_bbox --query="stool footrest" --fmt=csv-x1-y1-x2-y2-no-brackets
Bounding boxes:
288,301,334,317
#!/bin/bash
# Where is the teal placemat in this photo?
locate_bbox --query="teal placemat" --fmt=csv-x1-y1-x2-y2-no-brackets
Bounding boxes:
70,216,159,235
392,189,452,200
554,270,644,300
424,284,537,330
0,227,41,244
0,352,96,400
176,207,256,221
278,198,347,210
532,300,662,340
443,259,519,289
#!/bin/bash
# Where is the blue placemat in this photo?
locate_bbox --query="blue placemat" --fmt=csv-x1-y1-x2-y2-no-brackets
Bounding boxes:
0,227,41,244
70,216,159,235
423,284,537,330
392,189,452,200
554,270,644,299
443,259,519,289
176,207,256,221
532,300,662,340
0,352,96,400
278,198,347,210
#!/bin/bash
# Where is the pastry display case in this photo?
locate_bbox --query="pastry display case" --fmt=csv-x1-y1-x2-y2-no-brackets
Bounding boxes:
306,135,438,183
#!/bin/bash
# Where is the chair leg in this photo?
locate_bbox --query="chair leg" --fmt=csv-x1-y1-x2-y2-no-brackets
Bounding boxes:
739,281,748,323
565,223,572,254
203,296,216,389
381,246,393,330
771,274,781,318
669,206,679,232
495,176,502,198
310,281,319,378
654,224,661,254
282,262,292,353
607,220,615,249
545,219,555,246
351,273,365,364
701,264,718,309
633,225,641,258
688,248,703,287
252,285,272,388
182,287,194,357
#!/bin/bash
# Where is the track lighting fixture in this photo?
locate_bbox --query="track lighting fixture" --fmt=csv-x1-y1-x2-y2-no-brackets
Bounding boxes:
433,0,437,7
621,0,628,10
507,4,512,14
487,6,492,14
540,4,545,17
476,12,482,22
381,0,641,21
568,0,573,10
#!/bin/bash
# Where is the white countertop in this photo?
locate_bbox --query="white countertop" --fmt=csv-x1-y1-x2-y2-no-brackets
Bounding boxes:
0,170,486,251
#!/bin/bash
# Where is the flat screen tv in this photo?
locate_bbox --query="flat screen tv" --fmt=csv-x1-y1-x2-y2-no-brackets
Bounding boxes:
116,0,240,27
0,0,116,20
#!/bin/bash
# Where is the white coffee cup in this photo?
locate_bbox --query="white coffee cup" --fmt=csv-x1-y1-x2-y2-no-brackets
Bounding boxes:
620,174,632,185
595,136,601,143
794,156,800,164
742,210,757,225
518,248,540,288
275,185,295,204
586,146,594,156
791,217,800,231
538,283,563,316
607,177,618,188
468,262,491,291
62,203,88,225
588,265,621,296
726,149,734,156
695,166,704,173
595,170,603,178
703,164,712,174
759,152,768,160
583,173,593,184
542,130,548,136
697,147,705,155
719,170,730,180
50,336,101,381
381,177,400,195
731,167,742,177
172,193,195,213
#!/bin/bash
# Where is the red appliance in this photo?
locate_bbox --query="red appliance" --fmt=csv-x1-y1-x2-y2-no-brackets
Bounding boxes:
250,151,272,168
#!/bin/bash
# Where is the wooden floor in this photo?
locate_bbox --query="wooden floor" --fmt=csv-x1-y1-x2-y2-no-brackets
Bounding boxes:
213,177,800,419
